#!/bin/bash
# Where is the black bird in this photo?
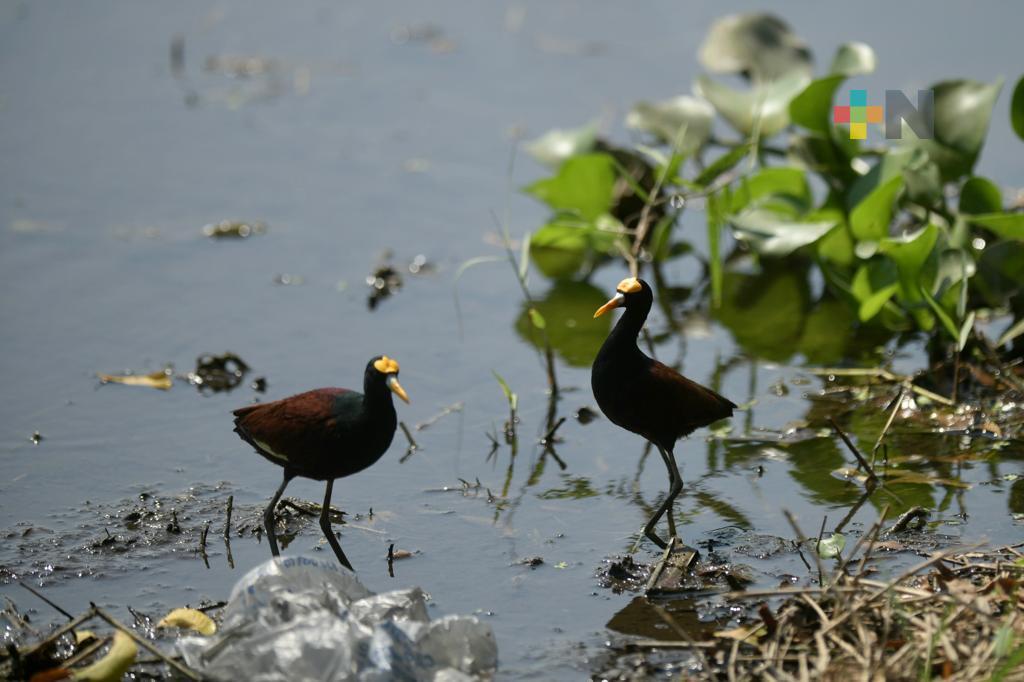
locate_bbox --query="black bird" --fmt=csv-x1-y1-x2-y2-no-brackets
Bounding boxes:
232,355,409,570
591,278,735,548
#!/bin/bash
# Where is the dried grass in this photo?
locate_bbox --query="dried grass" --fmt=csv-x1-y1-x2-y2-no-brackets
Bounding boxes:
604,538,1024,681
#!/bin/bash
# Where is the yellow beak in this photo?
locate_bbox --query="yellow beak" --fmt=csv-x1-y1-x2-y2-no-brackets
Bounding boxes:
387,375,410,403
593,292,625,318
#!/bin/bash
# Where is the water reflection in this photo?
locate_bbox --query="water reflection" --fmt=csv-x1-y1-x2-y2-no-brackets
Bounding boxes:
514,281,610,367
712,261,889,364
505,277,1024,548
606,596,713,641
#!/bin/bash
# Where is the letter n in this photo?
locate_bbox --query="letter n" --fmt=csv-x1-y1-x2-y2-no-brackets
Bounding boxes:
885,90,934,139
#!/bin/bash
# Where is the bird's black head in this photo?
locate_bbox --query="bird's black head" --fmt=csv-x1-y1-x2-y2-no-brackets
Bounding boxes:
365,355,410,403
593,277,653,318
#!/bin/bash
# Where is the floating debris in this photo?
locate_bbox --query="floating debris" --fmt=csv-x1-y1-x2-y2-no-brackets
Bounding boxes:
272,273,304,286
157,608,217,636
204,55,278,78
390,23,457,53
188,353,249,394
365,250,433,309
574,406,599,424
202,220,266,239
97,368,174,391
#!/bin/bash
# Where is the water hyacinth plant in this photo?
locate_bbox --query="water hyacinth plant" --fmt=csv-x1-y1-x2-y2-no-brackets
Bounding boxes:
522,13,1024,366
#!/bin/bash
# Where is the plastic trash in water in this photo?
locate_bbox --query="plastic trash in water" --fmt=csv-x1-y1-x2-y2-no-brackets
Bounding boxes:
177,555,497,681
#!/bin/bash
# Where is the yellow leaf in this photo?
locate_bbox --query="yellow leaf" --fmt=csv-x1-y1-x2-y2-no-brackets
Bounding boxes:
157,607,217,636
97,370,173,391
71,630,137,682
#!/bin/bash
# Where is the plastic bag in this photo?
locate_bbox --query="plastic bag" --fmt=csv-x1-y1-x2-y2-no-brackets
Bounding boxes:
178,555,497,681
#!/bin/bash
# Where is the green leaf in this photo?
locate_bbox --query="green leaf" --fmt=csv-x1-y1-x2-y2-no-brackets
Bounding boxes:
694,144,750,187
997,317,1024,348
649,211,682,263
901,148,942,208
847,146,915,208
523,122,598,168
851,260,902,323
696,71,811,138
492,371,517,411
880,224,939,307
528,220,589,279
698,13,813,81
901,78,1003,181
789,74,845,134
966,213,1024,240
625,96,714,154
524,152,617,220
957,310,975,352
528,214,624,279
518,231,532,281
817,222,856,268
787,43,874,134
976,242,1024,307
959,176,1003,215
787,131,858,184
728,166,811,214
858,283,899,322
816,532,846,559
828,42,876,77
990,641,1024,682
850,175,904,242
728,209,836,256
1012,74,1024,141
527,307,546,330
922,284,960,343
707,193,724,307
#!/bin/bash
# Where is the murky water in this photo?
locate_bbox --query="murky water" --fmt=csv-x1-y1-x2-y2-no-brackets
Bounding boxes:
2,2,1022,679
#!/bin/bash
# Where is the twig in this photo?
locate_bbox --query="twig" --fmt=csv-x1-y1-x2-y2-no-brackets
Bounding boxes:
784,510,825,587
871,388,903,467
199,520,211,566
415,402,463,431
808,367,954,406
818,546,976,637
279,498,320,517
20,583,74,620
828,417,877,483
835,505,889,586
19,609,96,659
886,506,929,534
223,495,233,539
814,515,828,586
62,633,110,668
387,543,395,578
651,603,711,671
93,605,202,680
399,421,419,451
540,417,566,445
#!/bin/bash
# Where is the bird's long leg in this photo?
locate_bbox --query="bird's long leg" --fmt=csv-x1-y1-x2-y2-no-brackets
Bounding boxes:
319,479,354,571
663,447,683,540
643,446,683,549
264,472,292,557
